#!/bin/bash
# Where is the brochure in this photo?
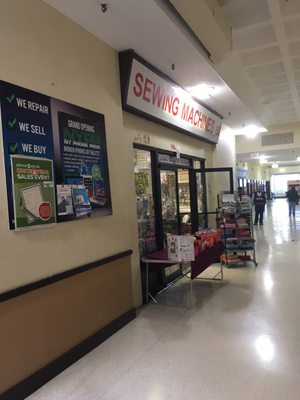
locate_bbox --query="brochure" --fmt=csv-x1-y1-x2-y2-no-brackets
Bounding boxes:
56,185,74,216
72,186,92,217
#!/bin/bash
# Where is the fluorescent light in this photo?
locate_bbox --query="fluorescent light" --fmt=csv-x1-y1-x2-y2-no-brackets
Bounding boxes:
272,163,279,168
279,168,285,172
259,155,269,164
235,124,268,137
245,130,258,139
187,84,220,100
297,156,300,162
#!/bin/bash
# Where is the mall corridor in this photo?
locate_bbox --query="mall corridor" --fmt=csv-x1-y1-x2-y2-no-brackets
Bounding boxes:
27,199,300,400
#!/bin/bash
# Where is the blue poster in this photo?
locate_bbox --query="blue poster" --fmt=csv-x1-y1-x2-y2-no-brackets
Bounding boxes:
56,112,111,218
0,80,112,229
0,81,54,229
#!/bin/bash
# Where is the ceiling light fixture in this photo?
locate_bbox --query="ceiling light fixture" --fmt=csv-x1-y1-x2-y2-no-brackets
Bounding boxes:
272,163,279,169
297,156,300,162
234,124,267,137
259,155,268,164
187,84,219,100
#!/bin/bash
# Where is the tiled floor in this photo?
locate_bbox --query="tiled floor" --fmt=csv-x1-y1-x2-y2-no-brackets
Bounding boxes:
27,199,300,399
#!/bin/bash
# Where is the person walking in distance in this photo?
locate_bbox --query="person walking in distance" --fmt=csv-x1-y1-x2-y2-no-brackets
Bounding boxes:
253,186,266,225
286,185,299,217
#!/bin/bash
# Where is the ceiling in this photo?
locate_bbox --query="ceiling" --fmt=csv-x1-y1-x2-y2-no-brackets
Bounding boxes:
218,0,300,126
237,147,300,168
42,0,300,165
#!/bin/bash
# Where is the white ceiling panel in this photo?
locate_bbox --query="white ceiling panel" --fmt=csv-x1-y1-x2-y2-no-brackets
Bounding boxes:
247,61,285,78
288,41,300,57
233,24,276,51
255,73,288,88
294,70,300,81
284,16,300,40
239,45,281,66
291,58,300,70
279,0,300,17
264,92,292,103
260,84,290,96
217,0,271,28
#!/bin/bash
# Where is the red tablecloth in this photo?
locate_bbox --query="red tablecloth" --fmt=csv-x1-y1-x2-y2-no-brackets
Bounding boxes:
144,241,224,279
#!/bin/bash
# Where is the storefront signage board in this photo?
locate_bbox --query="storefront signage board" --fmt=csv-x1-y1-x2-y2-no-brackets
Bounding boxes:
119,50,223,144
0,80,112,230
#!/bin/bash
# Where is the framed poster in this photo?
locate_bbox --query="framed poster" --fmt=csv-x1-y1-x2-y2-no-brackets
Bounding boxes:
0,80,112,230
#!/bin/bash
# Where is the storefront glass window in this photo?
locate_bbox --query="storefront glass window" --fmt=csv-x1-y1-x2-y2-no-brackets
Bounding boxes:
134,149,156,257
178,169,192,234
160,170,178,238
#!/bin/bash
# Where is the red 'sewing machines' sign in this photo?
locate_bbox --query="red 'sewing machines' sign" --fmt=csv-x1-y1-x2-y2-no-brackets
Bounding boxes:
119,50,222,144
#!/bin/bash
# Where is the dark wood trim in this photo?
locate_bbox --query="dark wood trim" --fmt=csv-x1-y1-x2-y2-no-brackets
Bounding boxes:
0,250,133,303
0,308,136,400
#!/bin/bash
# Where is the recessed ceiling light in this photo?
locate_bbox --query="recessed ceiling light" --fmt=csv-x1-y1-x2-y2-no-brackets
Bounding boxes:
187,84,220,100
272,163,279,168
234,124,267,137
297,156,300,162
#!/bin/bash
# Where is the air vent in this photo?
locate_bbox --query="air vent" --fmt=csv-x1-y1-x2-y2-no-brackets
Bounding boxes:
261,132,294,146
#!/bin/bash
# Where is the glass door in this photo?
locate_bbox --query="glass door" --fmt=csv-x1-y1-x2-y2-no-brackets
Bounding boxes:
178,169,192,235
160,170,178,238
134,149,157,257
192,167,234,229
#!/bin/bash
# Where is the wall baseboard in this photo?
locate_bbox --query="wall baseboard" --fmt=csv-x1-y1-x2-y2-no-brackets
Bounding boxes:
0,308,136,400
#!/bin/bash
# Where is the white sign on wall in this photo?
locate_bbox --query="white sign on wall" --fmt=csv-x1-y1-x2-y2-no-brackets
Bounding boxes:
120,52,222,144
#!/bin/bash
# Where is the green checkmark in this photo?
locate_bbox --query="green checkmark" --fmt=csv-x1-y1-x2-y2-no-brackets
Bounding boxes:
8,118,17,128
6,93,15,103
9,142,18,153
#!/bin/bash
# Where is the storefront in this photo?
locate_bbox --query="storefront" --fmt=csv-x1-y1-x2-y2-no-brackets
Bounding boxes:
118,50,236,298
133,144,233,298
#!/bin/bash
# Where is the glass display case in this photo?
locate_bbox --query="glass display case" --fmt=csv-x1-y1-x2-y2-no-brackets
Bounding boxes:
134,149,156,257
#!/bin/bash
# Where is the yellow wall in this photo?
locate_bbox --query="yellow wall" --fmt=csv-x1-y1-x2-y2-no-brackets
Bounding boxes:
0,0,235,307
236,162,269,181
236,122,300,154
0,0,140,300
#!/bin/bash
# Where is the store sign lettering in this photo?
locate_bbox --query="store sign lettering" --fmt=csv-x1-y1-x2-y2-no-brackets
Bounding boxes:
121,53,222,144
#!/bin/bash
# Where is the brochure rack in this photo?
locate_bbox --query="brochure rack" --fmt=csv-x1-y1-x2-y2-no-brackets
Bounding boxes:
217,194,257,267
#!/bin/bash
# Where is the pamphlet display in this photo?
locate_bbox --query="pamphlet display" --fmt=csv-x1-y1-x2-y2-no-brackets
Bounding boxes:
167,235,195,262
11,155,56,230
0,80,112,230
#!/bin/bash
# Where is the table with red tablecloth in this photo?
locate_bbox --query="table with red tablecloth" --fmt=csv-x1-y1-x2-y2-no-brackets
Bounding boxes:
141,241,225,306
